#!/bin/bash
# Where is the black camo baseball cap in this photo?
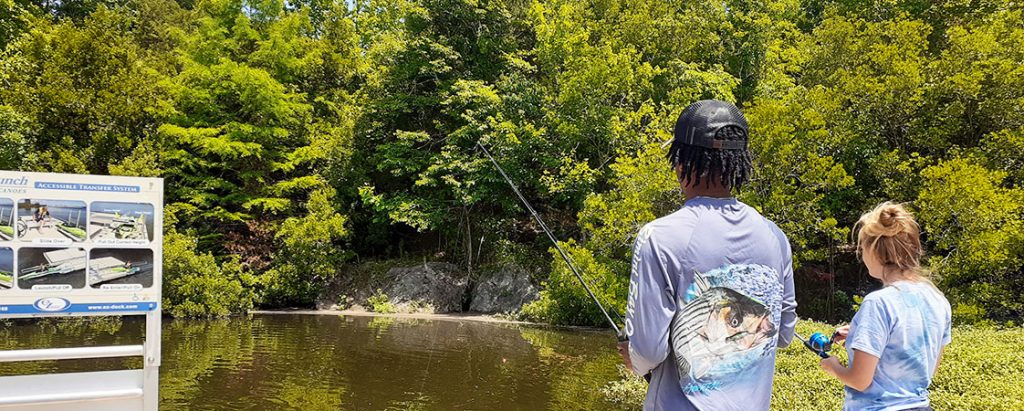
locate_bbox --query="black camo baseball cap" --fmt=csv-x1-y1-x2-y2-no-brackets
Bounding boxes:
668,100,748,150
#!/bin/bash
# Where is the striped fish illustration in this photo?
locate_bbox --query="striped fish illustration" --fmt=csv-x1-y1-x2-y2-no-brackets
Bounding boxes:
670,270,777,381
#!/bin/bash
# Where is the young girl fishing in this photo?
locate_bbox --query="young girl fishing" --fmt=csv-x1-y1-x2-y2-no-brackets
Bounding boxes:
820,202,952,411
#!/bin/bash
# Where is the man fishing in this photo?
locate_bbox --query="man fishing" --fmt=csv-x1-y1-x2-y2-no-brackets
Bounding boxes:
618,100,797,410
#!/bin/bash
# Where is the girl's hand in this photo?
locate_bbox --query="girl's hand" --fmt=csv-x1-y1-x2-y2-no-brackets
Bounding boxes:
833,325,850,342
819,356,843,378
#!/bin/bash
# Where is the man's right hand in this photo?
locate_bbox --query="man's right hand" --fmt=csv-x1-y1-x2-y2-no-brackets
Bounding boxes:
617,341,633,372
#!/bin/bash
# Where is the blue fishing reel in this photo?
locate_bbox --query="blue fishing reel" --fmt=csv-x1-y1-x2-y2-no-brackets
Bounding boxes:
795,331,836,359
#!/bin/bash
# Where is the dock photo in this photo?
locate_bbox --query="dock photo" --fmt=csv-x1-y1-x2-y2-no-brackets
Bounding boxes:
17,199,87,242
88,248,154,288
0,247,11,289
0,198,13,241
18,247,87,289
89,202,154,243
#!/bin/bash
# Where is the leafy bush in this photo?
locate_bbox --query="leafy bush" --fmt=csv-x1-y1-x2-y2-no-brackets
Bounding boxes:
600,365,647,407
163,231,257,318
520,240,627,327
367,290,396,314
917,158,1024,323
261,188,350,307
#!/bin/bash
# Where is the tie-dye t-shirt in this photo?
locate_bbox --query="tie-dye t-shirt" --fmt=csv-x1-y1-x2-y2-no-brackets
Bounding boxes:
844,281,952,411
625,197,797,410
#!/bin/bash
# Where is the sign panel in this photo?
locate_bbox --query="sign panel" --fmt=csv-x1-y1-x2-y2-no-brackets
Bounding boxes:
0,171,162,318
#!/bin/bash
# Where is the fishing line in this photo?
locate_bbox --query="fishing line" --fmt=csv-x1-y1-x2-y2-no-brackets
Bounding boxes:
477,142,625,338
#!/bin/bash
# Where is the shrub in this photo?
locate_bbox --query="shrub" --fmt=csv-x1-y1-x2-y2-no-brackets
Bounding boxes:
930,326,1024,409
261,188,349,307
520,240,627,327
600,365,647,407
367,290,396,314
916,158,1024,323
163,231,257,318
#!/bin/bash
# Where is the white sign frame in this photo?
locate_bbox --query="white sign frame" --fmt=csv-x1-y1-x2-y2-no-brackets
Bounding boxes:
0,171,162,411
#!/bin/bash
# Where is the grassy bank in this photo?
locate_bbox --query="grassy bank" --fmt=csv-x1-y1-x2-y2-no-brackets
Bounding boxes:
604,321,1024,410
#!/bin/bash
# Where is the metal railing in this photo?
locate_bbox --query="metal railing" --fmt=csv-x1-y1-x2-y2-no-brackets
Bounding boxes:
0,388,144,407
0,345,144,362
0,344,148,407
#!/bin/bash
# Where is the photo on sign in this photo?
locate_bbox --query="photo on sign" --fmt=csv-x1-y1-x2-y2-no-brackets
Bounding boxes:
17,199,87,242
88,248,153,288
0,198,13,240
18,247,86,289
0,247,12,289
89,202,154,242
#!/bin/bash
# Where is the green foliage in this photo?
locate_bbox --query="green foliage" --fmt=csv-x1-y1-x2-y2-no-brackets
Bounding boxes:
981,127,1024,186
0,5,173,174
599,365,646,408
157,0,356,271
367,289,396,314
927,9,1024,147
578,143,681,258
262,187,350,306
521,240,627,327
917,158,1024,322
163,230,257,318
743,90,855,266
0,105,30,170
931,326,1024,409
160,58,313,224
0,0,33,50
108,139,162,177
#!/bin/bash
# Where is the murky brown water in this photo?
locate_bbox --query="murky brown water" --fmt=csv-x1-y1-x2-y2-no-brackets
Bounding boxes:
0,314,627,410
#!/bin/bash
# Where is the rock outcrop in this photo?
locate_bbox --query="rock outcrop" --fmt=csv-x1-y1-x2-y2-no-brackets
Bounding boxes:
381,262,468,313
469,266,538,313
320,261,540,314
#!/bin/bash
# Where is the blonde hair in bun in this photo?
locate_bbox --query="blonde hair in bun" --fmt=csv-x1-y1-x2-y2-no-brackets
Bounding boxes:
855,202,926,281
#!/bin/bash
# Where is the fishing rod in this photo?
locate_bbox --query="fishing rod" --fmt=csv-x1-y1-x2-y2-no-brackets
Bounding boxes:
477,142,626,340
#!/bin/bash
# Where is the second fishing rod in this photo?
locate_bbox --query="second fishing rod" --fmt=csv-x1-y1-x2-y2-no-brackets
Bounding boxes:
477,141,627,341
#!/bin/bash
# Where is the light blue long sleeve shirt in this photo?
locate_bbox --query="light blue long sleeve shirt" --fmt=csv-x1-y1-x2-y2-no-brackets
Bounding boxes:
625,197,797,411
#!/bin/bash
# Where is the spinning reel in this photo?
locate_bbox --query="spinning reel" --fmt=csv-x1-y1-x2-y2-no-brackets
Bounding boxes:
794,331,839,359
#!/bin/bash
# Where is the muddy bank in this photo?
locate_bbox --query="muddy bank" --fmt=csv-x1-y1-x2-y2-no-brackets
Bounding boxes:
251,309,533,325
249,309,610,333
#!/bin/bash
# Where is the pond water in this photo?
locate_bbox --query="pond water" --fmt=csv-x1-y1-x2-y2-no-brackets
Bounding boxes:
0,314,629,410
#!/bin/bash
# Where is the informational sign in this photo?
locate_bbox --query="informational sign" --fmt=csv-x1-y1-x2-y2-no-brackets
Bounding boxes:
0,171,162,317
0,171,162,411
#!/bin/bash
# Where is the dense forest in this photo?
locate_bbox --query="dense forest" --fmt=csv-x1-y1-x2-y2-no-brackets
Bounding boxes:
1,0,1021,325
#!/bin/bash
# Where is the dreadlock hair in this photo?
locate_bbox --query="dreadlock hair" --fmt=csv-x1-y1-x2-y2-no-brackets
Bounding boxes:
666,125,753,189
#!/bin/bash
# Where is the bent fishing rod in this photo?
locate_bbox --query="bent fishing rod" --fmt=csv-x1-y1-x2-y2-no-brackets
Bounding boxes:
477,142,626,341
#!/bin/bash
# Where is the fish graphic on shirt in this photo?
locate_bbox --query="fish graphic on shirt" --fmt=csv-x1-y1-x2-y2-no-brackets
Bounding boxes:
670,268,778,382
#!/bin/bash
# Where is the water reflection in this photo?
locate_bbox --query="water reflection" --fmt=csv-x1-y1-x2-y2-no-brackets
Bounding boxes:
0,314,628,410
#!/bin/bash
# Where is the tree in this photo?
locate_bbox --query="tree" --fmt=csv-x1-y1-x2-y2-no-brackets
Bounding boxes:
917,157,1024,322
0,6,173,174
263,187,349,306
